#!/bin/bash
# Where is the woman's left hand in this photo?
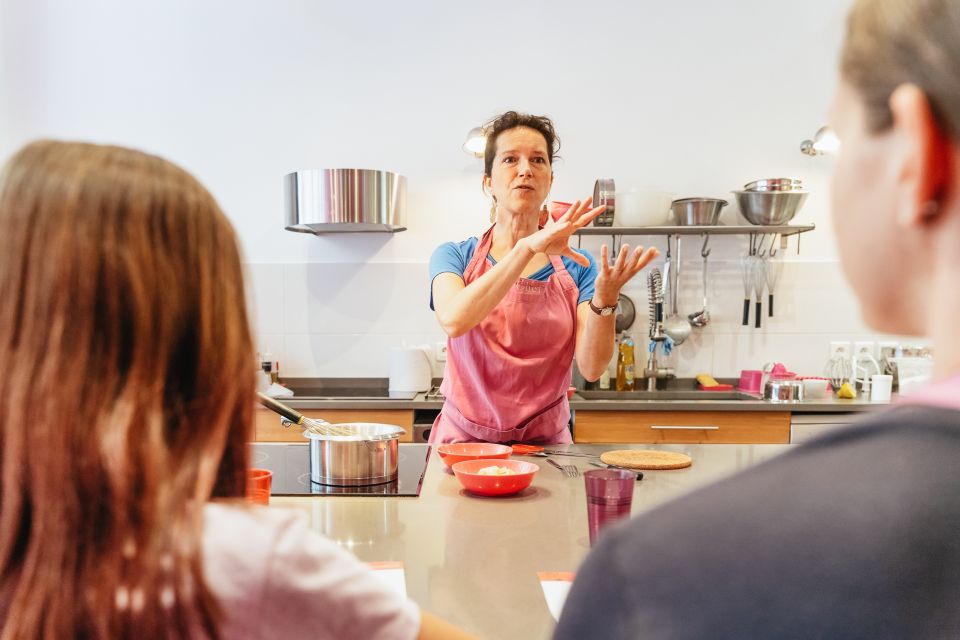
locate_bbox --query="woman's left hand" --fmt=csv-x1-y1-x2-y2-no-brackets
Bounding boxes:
593,244,660,305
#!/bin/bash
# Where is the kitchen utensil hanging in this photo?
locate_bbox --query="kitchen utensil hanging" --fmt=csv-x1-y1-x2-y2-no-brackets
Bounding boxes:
662,236,692,344
615,293,636,333
765,235,783,317
688,234,711,327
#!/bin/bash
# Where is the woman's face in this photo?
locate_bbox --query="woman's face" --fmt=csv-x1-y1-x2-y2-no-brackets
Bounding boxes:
829,80,919,333
484,126,553,218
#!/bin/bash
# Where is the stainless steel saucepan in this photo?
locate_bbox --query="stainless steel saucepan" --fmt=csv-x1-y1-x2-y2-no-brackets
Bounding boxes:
257,393,405,486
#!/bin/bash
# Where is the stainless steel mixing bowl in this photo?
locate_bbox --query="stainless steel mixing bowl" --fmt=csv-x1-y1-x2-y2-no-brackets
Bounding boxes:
734,190,809,225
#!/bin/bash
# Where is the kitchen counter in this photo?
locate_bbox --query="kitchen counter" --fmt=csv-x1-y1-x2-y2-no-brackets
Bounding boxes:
270,442,793,639
271,379,888,414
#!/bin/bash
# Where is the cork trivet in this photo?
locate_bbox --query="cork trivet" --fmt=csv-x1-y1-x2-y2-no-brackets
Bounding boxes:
600,450,692,470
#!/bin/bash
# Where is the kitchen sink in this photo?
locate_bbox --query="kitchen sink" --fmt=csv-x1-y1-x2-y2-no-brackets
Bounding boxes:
574,390,759,401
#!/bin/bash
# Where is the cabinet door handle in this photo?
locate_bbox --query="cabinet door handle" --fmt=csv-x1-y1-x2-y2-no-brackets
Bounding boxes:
650,425,720,430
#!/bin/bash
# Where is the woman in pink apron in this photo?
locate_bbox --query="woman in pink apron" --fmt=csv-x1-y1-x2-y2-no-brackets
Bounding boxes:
429,111,659,444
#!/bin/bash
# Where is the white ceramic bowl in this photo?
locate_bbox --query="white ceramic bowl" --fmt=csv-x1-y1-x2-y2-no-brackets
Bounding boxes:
614,189,672,227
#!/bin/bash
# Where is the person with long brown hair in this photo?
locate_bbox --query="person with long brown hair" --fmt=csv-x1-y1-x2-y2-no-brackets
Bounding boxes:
555,0,960,637
0,140,470,639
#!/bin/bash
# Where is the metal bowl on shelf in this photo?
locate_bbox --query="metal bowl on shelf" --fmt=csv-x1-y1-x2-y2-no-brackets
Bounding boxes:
734,190,809,225
743,177,804,192
670,198,728,226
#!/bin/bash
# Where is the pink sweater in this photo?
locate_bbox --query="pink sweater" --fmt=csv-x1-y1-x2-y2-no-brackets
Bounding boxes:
202,503,419,639
897,373,960,411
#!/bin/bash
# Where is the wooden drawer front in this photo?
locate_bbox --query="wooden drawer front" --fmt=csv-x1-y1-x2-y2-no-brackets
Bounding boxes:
574,411,790,444
255,409,414,442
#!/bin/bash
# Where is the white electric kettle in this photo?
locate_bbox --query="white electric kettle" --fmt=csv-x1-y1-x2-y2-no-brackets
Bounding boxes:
388,345,433,393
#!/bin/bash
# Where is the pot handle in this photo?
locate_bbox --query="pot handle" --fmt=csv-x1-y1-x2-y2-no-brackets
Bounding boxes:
257,392,305,426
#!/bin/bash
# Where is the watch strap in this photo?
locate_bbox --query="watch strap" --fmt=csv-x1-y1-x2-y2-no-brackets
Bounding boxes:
589,300,617,316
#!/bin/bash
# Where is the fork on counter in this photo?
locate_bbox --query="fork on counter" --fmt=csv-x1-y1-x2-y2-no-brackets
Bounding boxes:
546,458,580,478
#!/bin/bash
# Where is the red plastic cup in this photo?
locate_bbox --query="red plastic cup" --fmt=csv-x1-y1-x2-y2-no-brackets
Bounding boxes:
737,369,763,394
246,468,273,505
584,469,635,546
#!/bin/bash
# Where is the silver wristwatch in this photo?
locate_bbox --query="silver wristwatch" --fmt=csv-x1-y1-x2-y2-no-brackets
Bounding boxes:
589,300,617,316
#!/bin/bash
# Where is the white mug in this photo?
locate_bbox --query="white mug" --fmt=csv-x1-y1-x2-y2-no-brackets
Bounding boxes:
870,374,893,402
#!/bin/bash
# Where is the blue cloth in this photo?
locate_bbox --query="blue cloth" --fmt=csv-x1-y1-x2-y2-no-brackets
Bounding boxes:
428,236,597,310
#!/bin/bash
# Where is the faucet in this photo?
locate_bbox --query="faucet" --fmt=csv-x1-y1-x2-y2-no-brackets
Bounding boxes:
644,339,675,390
643,268,675,390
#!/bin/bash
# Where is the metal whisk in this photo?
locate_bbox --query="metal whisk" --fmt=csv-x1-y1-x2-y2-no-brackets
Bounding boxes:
257,392,358,437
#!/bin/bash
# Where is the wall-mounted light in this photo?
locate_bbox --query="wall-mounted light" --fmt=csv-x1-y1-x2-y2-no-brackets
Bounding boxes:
800,126,840,156
462,126,487,157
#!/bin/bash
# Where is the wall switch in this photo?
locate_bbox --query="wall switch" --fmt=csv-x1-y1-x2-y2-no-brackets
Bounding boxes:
435,342,447,362
829,341,852,360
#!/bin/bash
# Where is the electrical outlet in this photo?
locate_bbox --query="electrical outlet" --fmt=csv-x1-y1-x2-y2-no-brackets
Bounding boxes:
878,341,899,358
854,341,876,358
829,341,852,360
435,342,447,362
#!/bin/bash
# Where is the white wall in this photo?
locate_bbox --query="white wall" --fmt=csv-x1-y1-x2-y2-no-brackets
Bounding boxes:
1,0,913,380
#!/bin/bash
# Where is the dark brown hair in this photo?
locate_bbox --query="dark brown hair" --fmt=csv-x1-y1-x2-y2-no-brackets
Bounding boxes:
841,0,960,137
0,140,255,638
483,111,560,177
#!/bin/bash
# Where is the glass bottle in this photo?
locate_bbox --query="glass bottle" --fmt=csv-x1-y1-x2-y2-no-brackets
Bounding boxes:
616,334,636,391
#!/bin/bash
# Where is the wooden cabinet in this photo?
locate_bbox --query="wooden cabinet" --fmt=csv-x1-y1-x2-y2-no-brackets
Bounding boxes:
573,410,790,444
255,408,414,442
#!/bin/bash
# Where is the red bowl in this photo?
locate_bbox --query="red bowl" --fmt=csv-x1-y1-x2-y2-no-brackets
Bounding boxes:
437,443,512,469
451,459,539,496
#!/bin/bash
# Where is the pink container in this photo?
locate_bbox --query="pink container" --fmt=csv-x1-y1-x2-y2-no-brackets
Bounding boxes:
584,469,635,546
737,370,763,394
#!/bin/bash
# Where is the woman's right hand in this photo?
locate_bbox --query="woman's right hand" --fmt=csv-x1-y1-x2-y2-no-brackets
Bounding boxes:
522,198,605,267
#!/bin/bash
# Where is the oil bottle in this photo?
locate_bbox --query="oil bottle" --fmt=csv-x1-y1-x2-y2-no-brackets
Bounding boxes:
616,333,636,391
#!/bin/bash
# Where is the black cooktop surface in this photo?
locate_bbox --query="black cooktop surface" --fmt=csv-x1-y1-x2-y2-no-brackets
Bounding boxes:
250,443,431,497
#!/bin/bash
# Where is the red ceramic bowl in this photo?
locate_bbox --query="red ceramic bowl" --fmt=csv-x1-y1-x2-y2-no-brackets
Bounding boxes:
451,459,539,496
437,443,512,469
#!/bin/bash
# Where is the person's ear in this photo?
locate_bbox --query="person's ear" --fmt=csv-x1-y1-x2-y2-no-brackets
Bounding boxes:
889,83,954,227
482,174,492,196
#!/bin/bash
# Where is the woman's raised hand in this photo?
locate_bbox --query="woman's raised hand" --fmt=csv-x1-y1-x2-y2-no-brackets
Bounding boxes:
594,243,661,304
522,198,605,267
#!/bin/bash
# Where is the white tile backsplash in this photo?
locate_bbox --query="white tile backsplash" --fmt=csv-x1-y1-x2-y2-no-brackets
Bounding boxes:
247,259,906,380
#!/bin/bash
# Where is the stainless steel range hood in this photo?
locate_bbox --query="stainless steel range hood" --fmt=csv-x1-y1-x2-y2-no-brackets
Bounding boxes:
283,168,407,234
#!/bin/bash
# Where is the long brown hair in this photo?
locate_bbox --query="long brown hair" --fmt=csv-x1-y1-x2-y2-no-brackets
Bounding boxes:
842,0,960,137
0,141,255,638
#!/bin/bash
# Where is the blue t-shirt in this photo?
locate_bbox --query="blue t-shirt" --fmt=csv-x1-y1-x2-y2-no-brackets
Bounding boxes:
428,236,597,310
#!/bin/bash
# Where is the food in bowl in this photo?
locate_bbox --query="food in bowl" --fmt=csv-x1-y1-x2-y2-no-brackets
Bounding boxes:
451,459,539,496
477,465,517,476
436,443,512,468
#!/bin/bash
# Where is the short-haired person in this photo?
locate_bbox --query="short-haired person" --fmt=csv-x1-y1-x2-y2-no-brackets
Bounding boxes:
0,141,471,639
555,0,960,637
429,111,659,445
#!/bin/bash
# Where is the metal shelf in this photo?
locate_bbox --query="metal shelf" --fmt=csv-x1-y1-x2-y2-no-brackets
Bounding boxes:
574,223,815,237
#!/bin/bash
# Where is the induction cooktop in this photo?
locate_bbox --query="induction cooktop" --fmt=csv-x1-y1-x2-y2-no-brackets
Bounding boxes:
250,443,431,497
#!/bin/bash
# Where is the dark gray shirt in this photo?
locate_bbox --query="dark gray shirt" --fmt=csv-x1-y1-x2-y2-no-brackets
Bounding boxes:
554,406,960,639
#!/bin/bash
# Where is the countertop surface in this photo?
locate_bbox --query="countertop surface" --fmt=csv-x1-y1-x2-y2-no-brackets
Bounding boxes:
271,442,794,639
272,391,887,413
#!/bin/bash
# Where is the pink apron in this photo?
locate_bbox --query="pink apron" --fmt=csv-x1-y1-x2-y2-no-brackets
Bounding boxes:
430,225,578,445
